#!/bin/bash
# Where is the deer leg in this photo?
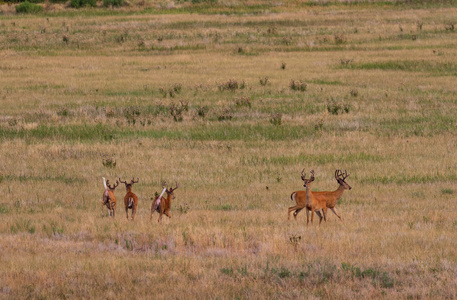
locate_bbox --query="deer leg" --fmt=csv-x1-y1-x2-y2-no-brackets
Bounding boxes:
164,210,171,219
323,207,327,222
131,207,136,221
294,208,303,220
306,208,310,225
316,210,323,225
288,206,298,220
330,207,343,222
125,207,129,220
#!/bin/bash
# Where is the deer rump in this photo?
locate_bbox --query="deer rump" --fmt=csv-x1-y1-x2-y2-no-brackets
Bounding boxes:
128,197,135,209
153,196,161,212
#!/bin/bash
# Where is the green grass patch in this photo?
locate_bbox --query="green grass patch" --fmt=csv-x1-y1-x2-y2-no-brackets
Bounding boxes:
441,188,454,195
0,123,126,142
377,114,455,137
241,152,383,166
4,174,86,184
361,173,457,185
342,60,457,75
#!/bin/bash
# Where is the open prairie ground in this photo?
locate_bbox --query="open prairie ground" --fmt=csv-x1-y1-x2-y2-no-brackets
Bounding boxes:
1,1,457,298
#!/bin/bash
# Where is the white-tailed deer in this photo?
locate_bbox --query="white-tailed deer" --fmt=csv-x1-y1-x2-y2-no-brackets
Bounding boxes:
312,170,351,222
119,177,139,221
150,181,179,222
288,169,327,225
102,177,119,217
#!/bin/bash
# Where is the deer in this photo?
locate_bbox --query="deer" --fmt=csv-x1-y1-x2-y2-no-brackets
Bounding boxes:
119,177,139,221
294,169,351,222
150,181,179,223
311,170,351,222
102,177,119,217
288,169,328,225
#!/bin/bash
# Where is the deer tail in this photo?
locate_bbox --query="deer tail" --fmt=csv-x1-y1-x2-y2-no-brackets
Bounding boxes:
291,192,296,202
103,177,107,190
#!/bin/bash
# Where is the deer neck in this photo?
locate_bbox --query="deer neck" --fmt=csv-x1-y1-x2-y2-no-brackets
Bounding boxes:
166,193,172,203
305,184,312,206
334,184,345,199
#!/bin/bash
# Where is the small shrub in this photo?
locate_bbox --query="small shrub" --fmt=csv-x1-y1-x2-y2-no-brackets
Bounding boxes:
281,62,286,70
8,119,18,127
124,106,141,125
282,36,292,45
327,98,350,115
159,83,182,98
103,0,124,6
235,97,251,108
259,76,269,86
102,153,116,168
221,266,234,276
267,26,277,35
169,101,188,122
289,234,301,251
441,188,454,195
105,107,116,118
70,0,96,8
57,106,72,117
350,89,359,97
218,79,245,91
445,21,455,32
340,58,353,66
270,113,282,126
334,34,346,44
178,203,190,214
62,35,69,44
289,80,307,92
218,108,233,121
15,1,43,13
276,173,281,183
197,106,209,118
314,119,324,130
416,21,423,31
115,31,129,44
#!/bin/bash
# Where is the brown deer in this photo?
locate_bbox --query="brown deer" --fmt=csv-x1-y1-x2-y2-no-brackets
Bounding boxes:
119,177,139,221
150,181,179,222
312,170,351,222
288,169,328,225
102,177,119,217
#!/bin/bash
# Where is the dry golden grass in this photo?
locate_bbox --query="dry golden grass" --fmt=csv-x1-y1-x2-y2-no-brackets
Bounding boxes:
1,2,457,299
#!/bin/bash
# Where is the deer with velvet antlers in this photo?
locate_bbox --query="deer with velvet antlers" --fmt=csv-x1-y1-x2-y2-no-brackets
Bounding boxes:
288,169,328,225
102,178,119,217
150,181,179,222
119,177,139,221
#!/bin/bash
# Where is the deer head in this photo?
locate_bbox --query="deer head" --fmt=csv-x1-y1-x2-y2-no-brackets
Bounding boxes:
119,177,139,191
106,180,119,191
162,181,179,199
301,169,315,188
335,169,351,190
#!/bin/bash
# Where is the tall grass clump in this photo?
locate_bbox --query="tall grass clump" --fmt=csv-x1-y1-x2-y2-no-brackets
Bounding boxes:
327,98,350,115
289,80,307,92
70,0,96,8
15,1,43,13
103,0,124,6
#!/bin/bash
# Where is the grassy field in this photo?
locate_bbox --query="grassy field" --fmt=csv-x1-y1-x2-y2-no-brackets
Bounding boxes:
1,1,457,298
